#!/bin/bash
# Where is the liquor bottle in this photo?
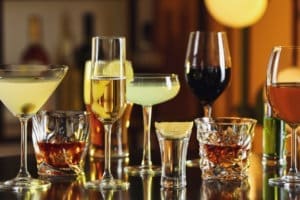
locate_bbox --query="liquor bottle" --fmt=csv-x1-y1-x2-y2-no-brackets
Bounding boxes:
20,14,56,111
55,13,82,110
21,15,49,64
74,12,95,110
262,102,286,166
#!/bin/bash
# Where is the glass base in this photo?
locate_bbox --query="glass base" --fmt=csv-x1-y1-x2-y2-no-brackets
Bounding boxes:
124,165,161,176
85,179,129,190
269,175,300,187
186,159,200,167
0,177,51,191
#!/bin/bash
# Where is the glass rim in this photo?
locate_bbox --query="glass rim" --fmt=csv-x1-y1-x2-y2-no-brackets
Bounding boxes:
194,117,257,125
273,45,300,49
132,73,178,78
0,64,68,71
92,36,125,40
189,31,227,35
37,110,90,117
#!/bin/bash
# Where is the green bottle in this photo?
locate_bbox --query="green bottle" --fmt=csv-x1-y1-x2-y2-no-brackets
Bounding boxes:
262,102,286,167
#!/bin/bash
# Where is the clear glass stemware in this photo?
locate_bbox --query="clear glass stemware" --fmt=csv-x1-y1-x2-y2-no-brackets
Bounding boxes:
184,31,232,167
125,73,180,175
0,64,68,191
84,36,129,190
266,46,300,187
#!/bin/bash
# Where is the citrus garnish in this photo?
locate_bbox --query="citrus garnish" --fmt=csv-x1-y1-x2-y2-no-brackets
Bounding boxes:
91,103,109,119
155,122,193,139
103,60,134,82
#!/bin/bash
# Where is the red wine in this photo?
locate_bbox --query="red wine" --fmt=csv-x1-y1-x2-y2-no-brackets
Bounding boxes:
185,66,231,105
267,83,300,124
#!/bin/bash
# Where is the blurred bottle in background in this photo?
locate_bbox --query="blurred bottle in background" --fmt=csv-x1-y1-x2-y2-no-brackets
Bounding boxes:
21,14,49,64
56,13,82,110
74,12,95,110
21,14,56,111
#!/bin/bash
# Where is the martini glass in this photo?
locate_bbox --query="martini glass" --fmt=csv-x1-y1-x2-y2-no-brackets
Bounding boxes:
0,64,68,191
125,73,180,175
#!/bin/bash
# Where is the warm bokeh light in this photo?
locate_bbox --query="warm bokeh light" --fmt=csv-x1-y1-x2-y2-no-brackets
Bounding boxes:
204,0,268,28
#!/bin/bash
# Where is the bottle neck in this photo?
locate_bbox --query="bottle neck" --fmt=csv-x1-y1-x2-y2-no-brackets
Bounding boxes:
28,15,43,45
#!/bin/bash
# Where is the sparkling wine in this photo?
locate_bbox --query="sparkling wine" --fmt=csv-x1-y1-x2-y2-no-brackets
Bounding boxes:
36,141,86,168
185,67,231,105
267,83,300,124
91,77,126,123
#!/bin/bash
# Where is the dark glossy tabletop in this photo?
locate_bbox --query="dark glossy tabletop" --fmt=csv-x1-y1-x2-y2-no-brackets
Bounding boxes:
0,150,296,200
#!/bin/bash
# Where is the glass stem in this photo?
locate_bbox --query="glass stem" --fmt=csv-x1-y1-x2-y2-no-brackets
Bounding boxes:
141,105,152,167
102,123,114,182
17,117,31,178
203,105,212,117
288,127,298,175
142,175,153,200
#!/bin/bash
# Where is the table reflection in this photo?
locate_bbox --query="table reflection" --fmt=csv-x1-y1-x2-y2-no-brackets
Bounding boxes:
200,180,250,199
0,153,299,199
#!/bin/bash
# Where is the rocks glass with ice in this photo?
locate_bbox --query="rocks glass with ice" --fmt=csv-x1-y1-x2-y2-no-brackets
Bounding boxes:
195,117,256,181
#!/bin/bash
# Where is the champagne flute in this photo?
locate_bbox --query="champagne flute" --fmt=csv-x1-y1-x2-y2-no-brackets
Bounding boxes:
266,46,300,187
0,64,68,191
125,73,180,175
85,36,129,190
184,31,231,167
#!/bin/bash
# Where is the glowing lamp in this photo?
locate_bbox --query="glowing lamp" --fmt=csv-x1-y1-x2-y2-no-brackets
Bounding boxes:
204,0,268,28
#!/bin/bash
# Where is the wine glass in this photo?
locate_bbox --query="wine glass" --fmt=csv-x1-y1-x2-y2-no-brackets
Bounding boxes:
125,73,180,175
0,64,68,191
84,36,129,190
266,46,300,187
184,31,231,167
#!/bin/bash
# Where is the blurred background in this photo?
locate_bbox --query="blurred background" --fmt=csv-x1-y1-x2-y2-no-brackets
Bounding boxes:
0,0,296,156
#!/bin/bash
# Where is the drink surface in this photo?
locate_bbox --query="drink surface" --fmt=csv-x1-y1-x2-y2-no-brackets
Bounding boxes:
267,83,300,124
91,77,126,123
36,141,86,168
155,122,193,139
0,78,61,115
127,81,180,106
185,66,231,105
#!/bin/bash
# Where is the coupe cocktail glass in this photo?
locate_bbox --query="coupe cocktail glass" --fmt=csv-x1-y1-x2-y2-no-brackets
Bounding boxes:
125,73,180,175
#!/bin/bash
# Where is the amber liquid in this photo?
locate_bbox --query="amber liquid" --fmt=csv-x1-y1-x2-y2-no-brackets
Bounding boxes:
91,77,126,123
267,83,300,124
203,144,242,165
36,141,86,168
